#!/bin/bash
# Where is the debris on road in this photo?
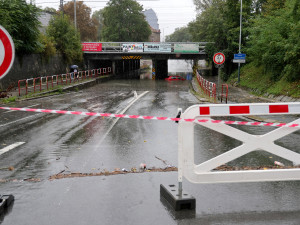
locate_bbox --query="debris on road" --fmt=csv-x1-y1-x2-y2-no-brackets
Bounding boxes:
274,161,285,167
49,166,178,180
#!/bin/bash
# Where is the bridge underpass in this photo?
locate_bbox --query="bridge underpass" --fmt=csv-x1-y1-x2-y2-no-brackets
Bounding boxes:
83,42,209,79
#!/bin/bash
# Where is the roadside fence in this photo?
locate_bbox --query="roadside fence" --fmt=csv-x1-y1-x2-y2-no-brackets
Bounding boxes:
221,84,228,103
17,67,112,96
196,71,217,102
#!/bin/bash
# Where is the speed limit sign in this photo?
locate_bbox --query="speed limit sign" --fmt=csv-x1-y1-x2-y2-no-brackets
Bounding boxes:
213,52,225,65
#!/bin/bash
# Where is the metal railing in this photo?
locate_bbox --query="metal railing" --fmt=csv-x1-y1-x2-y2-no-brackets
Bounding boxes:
196,70,217,102
18,67,112,96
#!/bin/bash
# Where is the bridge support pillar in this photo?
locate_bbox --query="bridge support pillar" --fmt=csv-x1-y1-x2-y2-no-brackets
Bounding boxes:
193,59,198,77
153,59,168,79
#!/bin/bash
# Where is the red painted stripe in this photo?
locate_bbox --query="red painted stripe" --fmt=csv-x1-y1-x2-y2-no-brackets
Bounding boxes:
250,122,261,126
263,123,274,126
269,105,289,113
289,124,299,127
143,116,154,119
276,123,286,127
71,111,82,115
184,119,195,122
224,121,235,124
115,114,125,118
198,119,209,123
56,110,68,114
10,108,22,111
85,112,97,116
26,108,38,112
157,117,168,120
170,118,181,121
199,107,210,115
129,115,139,119
212,120,222,123
41,109,53,113
230,106,250,114
100,113,111,117
237,121,248,125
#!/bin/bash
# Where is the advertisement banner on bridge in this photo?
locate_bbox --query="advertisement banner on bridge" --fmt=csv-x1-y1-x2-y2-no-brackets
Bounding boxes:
144,43,159,52
143,43,171,52
159,43,172,52
174,43,199,53
82,43,102,52
122,43,143,52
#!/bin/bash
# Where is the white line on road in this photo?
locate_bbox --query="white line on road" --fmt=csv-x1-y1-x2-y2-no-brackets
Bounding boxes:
0,114,39,128
100,91,149,142
0,142,25,156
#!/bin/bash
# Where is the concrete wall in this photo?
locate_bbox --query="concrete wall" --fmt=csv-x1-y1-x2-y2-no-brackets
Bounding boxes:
0,54,70,90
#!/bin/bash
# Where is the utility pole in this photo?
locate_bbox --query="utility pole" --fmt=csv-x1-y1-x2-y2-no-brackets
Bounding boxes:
74,0,77,29
60,0,64,15
237,0,243,83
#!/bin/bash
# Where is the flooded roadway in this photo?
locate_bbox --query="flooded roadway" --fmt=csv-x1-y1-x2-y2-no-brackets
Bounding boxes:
0,78,299,225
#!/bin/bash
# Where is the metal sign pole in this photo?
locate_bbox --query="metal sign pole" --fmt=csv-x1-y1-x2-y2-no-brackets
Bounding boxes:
238,0,243,83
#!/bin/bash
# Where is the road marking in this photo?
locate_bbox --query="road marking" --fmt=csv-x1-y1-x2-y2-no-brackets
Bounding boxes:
0,114,38,128
0,142,25,156
101,91,149,142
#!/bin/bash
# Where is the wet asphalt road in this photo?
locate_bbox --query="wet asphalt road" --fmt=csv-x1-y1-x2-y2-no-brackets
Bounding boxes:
0,79,299,225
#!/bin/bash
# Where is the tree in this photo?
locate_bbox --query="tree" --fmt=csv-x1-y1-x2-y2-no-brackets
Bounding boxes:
101,0,151,42
63,1,99,42
246,0,300,81
92,9,105,41
46,13,82,64
0,0,41,54
189,0,252,79
165,27,192,42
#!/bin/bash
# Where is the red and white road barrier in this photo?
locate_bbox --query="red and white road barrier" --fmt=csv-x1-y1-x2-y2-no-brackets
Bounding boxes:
0,102,299,128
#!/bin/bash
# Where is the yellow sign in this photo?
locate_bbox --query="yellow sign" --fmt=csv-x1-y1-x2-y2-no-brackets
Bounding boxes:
122,56,142,60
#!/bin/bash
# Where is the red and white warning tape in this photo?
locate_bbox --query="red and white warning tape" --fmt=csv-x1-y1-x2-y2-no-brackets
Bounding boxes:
0,106,299,128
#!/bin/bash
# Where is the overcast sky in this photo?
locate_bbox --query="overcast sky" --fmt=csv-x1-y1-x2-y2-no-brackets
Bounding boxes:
29,0,197,39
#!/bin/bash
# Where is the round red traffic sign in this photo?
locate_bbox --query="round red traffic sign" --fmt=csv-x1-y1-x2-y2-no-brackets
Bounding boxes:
0,25,15,80
213,52,225,65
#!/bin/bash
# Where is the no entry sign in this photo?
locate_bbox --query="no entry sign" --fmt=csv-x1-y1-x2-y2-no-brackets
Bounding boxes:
0,25,15,80
213,52,225,65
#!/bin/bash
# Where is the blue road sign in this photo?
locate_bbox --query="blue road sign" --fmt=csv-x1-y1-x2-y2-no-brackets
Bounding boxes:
234,53,246,60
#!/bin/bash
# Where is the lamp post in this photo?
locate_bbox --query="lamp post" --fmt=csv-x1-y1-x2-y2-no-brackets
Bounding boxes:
237,0,242,83
162,27,169,42
74,0,77,29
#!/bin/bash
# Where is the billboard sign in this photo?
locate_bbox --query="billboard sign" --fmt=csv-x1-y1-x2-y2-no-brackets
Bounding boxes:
159,43,172,52
174,44,199,53
122,43,143,52
143,43,172,52
144,43,160,52
82,43,102,52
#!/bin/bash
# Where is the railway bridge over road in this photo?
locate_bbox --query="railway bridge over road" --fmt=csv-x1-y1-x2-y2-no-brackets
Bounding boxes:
83,42,209,79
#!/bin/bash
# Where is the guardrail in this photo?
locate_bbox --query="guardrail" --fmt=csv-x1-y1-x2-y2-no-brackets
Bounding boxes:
18,67,112,96
196,70,217,101
221,84,228,103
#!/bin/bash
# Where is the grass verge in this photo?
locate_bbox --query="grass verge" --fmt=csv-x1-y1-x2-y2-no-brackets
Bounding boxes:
229,63,300,98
